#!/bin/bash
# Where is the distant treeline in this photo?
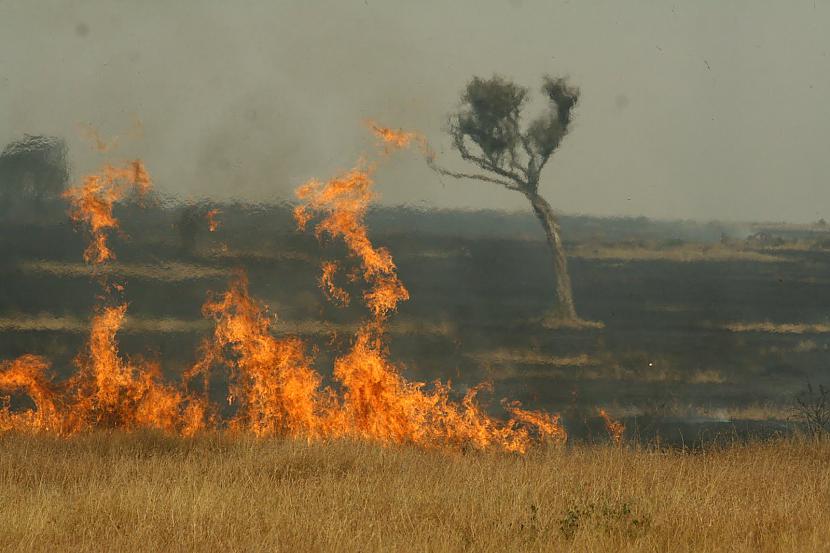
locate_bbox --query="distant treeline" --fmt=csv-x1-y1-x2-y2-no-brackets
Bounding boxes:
1,133,825,247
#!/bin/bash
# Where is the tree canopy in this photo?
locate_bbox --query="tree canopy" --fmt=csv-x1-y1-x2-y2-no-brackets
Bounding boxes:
446,75,579,194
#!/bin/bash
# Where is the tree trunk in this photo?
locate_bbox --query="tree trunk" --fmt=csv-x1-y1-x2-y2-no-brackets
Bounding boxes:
526,192,577,320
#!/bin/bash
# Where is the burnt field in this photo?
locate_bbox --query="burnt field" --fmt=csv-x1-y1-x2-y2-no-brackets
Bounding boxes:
2,205,829,442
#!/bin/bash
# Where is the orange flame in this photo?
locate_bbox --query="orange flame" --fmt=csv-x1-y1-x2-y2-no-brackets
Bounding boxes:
186,272,330,438
368,120,428,155
206,208,221,232
1,125,569,453
370,122,415,148
184,276,567,451
63,160,153,264
1,159,207,437
599,408,624,446
295,165,409,320
0,311,207,436
319,261,350,307
65,305,204,434
0,355,62,433
288,125,566,451
325,331,565,452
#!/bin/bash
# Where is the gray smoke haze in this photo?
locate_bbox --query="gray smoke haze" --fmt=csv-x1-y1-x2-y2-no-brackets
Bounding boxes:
1,1,829,222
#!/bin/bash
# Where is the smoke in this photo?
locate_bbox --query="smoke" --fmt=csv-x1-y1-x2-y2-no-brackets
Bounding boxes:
3,2,830,219
0,2,448,209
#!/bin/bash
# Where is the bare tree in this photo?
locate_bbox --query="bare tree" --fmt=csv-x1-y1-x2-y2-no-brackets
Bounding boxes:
430,75,582,321
792,382,830,438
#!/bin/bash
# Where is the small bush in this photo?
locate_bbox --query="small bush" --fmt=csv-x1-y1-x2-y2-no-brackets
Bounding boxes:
559,498,651,540
792,382,830,438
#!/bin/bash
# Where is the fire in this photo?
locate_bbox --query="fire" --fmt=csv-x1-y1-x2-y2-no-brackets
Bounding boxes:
319,261,350,307
507,402,569,444
368,121,429,157
295,165,409,320
0,355,62,433
182,267,566,451
324,332,564,452
206,208,221,232
63,160,152,264
66,305,205,434
0,308,207,436
62,157,205,435
289,128,566,451
3,159,206,436
1,123,569,453
369,121,418,149
599,408,625,446
186,271,330,438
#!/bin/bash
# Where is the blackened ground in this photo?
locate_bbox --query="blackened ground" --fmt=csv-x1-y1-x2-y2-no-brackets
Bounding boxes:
2,206,828,443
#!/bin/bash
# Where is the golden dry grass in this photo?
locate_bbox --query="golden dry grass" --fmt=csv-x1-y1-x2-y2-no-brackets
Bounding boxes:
1,433,829,552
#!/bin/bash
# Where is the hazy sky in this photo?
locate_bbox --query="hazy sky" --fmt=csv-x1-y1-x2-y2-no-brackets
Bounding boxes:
1,1,828,222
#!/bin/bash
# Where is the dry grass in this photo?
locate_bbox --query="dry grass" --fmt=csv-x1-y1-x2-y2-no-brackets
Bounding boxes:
19,260,230,282
0,314,211,334
569,243,790,263
470,350,726,384
0,314,455,337
722,321,830,334
1,433,829,552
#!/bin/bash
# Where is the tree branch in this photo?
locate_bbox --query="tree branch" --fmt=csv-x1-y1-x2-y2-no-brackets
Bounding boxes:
534,151,553,183
454,135,528,187
426,156,525,192
506,115,530,179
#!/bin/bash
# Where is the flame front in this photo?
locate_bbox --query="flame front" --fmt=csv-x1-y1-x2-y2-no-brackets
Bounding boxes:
1,123,569,453
1,160,206,436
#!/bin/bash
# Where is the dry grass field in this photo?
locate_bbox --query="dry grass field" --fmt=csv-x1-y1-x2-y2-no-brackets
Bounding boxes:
1,432,829,552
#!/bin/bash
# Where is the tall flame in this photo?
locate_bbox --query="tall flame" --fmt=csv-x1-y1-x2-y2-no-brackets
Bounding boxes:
65,305,205,435
186,271,330,438
3,159,207,436
288,126,566,451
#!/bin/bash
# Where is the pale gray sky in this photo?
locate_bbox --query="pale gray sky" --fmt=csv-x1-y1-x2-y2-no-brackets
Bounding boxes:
1,1,828,222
